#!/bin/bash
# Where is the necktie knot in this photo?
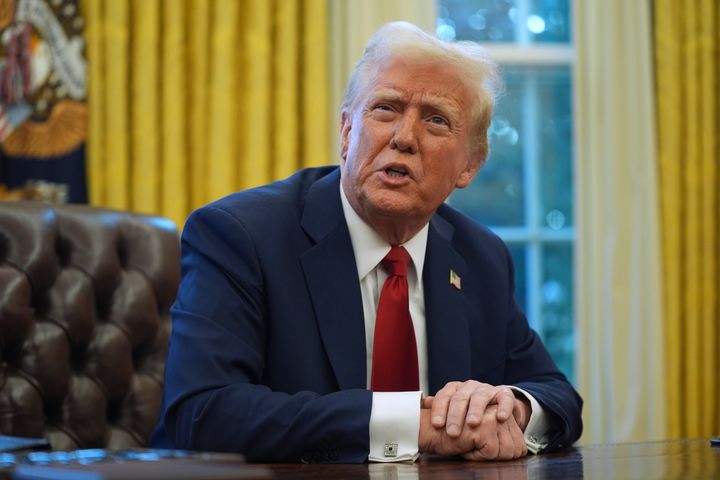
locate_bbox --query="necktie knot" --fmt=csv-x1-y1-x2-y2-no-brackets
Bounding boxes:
382,246,411,278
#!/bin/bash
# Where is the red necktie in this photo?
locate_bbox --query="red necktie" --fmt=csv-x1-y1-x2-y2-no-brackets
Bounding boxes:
371,246,419,392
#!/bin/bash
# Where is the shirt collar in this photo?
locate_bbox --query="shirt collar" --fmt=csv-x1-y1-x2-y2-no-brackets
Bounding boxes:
340,182,428,281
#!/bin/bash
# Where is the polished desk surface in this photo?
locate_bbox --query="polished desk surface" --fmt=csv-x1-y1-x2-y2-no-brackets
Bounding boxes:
261,439,720,479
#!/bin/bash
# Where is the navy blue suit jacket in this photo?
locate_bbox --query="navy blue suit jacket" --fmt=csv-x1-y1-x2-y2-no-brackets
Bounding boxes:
151,166,582,463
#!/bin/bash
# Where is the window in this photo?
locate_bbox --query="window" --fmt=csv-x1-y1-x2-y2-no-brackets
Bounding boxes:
437,0,575,384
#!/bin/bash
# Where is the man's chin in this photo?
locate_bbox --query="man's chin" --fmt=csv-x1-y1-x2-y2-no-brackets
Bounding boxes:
357,190,434,222
366,201,428,223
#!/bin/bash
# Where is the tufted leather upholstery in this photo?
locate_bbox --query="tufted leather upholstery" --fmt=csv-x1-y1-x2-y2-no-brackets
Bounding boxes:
0,202,179,450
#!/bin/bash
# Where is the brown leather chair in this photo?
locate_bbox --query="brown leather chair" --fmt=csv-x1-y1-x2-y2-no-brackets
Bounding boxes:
0,202,179,450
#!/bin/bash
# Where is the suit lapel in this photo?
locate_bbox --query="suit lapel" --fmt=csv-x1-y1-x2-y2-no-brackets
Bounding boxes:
424,214,472,394
300,170,367,390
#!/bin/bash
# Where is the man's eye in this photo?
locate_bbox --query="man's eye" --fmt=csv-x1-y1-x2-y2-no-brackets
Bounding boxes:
374,104,394,111
429,115,449,126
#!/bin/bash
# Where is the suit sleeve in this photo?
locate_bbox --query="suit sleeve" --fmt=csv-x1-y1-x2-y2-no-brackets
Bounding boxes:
159,206,372,463
499,242,584,451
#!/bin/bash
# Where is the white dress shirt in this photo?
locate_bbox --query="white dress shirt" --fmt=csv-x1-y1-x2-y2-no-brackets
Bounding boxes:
339,184,551,462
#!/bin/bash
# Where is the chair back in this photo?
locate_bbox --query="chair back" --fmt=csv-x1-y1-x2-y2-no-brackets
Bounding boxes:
0,202,179,449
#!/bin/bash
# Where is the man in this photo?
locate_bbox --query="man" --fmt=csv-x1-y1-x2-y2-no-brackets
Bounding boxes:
151,22,582,463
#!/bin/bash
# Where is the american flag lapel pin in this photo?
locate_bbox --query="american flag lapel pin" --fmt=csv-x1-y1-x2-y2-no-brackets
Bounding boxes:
449,269,462,290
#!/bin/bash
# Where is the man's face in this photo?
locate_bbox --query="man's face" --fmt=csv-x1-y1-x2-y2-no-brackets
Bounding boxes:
340,57,481,227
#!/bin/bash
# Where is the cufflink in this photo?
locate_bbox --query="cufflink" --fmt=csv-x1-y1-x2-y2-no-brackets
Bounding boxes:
384,442,398,458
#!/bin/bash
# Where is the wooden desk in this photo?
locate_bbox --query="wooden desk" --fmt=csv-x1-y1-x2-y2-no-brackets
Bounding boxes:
261,439,720,479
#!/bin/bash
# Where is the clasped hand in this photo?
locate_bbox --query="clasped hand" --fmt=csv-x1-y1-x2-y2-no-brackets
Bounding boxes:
419,381,530,460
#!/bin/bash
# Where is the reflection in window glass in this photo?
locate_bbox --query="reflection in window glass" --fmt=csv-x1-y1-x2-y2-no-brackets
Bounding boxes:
437,0,571,43
438,0,516,42
529,0,572,43
541,244,574,383
538,68,573,227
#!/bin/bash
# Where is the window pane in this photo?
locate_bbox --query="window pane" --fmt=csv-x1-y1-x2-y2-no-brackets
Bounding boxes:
438,0,516,42
529,0,572,43
538,67,573,228
437,0,571,44
449,72,524,227
541,243,574,383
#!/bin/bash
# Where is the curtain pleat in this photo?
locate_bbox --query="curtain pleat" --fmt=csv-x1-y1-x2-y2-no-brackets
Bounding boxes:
187,0,210,209
161,0,188,223
103,0,129,208
239,0,271,190
85,0,104,205
274,0,299,180
655,0,719,438
207,0,240,202
302,0,329,167
131,0,160,213
696,0,718,436
83,0,329,228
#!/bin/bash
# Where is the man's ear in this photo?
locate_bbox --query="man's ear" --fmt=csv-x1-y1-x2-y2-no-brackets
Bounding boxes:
455,154,483,189
340,110,352,161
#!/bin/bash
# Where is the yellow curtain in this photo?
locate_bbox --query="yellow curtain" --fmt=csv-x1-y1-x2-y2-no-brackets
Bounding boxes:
655,0,719,438
574,0,665,444
82,0,329,228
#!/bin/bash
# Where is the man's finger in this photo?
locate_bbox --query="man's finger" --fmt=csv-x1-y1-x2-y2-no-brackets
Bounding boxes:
475,425,500,460
495,421,516,460
465,386,495,427
445,381,484,437
494,388,516,423
430,382,461,427
508,415,528,458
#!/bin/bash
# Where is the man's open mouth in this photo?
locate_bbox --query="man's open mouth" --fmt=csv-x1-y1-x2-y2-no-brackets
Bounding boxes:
385,167,408,178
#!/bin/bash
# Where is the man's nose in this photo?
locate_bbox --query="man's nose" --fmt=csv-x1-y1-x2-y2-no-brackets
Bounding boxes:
390,112,419,154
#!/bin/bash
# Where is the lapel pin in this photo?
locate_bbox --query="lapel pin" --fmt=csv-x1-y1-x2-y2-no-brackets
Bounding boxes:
449,269,462,290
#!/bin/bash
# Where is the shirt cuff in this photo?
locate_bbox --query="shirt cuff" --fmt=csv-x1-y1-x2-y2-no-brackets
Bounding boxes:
368,391,422,463
509,386,551,454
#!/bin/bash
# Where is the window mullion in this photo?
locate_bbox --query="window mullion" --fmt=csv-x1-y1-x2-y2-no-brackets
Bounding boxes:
482,45,574,65
516,0,531,45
